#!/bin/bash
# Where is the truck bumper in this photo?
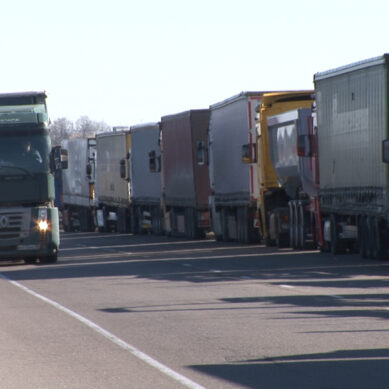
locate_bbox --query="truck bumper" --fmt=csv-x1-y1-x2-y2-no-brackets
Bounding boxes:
0,207,59,261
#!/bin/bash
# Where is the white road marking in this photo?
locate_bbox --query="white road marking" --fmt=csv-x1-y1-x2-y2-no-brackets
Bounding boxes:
280,284,295,289
328,295,343,299
0,273,205,389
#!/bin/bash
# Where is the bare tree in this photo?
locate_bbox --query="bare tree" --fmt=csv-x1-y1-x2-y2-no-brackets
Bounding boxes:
76,116,111,138
75,116,94,138
49,116,112,145
49,118,75,146
94,120,111,134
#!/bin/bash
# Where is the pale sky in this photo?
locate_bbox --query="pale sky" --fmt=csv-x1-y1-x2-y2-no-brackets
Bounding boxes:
1,0,387,127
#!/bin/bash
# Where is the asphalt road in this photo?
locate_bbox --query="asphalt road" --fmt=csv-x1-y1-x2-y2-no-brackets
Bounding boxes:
0,232,388,388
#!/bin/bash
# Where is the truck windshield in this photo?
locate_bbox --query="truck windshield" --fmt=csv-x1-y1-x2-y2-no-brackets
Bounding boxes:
0,135,50,174
0,102,48,125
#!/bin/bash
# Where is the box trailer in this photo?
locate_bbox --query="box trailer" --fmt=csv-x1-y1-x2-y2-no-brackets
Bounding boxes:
208,92,264,243
160,110,211,238
129,122,162,234
313,54,389,258
61,138,96,232
95,129,131,233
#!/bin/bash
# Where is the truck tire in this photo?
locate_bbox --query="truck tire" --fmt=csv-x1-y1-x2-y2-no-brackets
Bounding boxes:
298,203,306,250
330,214,342,255
136,207,145,234
276,232,289,248
169,208,176,237
117,208,129,233
289,202,295,249
368,216,382,259
359,216,368,258
24,257,38,264
237,207,248,244
151,206,162,235
39,254,58,264
221,207,229,242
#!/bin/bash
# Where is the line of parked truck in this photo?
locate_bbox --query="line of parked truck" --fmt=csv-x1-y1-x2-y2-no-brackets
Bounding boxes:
57,54,389,260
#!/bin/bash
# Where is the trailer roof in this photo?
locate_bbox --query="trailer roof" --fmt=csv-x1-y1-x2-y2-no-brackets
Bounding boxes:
96,128,129,138
161,109,209,122
209,91,266,110
260,90,314,106
314,54,389,81
130,122,160,132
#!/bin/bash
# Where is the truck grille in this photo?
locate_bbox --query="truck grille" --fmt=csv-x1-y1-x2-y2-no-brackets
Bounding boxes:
0,211,25,240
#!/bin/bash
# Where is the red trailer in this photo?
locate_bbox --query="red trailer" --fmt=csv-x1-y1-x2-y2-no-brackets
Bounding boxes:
160,110,211,238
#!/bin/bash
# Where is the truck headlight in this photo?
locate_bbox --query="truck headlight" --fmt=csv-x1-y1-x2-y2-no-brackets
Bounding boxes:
38,220,49,232
37,209,49,232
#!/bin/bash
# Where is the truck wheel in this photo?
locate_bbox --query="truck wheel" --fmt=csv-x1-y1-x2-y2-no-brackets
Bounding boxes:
237,207,249,244
39,254,58,264
24,257,38,264
289,202,296,249
151,207,162,235
368,216,382,259
276,232,289,248
136,207,145,234
293,202,300,249
359,216,368,258
79,207,87,232
185,207,197,239
221,208,229,242
295,203,302,249
298,203,306,250
330,214,342,255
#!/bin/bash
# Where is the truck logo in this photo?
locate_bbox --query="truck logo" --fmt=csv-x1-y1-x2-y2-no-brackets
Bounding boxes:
0,216,9,229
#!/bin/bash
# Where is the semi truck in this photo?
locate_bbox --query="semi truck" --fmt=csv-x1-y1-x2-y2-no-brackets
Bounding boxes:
160,110,211,238
310,54,389,258
60,137,96,232
95,128,131,233
254,91,314,246
128,122,162,234
266,106,320,249
208,92,264,243
0,91,67,264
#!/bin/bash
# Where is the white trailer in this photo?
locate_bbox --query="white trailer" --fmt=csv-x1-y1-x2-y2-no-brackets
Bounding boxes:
61,138,96,232
208,92,263,243
95,129,131,232
129,122,162,234
314,54,389,258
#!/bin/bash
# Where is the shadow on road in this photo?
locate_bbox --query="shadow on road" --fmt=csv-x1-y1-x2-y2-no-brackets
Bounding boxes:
190,349,389,389
1,232,389,288
1,232,389,388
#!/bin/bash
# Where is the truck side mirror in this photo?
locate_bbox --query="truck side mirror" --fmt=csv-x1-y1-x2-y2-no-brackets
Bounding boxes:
382,139,389,163
120,159,126,179
196,140,207,165
60,148,68,169
86,163,92,177
149,150,161,173
241,143,257,163
50,146,68,171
